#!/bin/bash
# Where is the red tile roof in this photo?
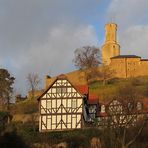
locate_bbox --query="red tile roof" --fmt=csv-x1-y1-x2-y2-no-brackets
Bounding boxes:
142,98,148,113
89,94,98,100
88,99,98,105
75,85,88,94
75,85,99,104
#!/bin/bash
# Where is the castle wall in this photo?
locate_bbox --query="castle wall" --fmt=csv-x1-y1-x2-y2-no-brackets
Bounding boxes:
45,70,87,89
110,58,127,78
102,23,148,78
110,58,148,78
102,43,120,65
126,58,141,77
46,23,148,87
139,60,148,76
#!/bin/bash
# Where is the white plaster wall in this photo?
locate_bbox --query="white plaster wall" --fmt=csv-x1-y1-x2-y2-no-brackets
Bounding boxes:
52,100,56,108
47,117,51,129
41,100,46,114
42,116,47,130
67,88,71,92
39,116,41,131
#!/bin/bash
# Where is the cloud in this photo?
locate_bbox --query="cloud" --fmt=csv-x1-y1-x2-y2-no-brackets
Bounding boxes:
12,24,98,94
108,0,148,28
108,0,148,58
0,0,101,94
119,25,148,58
0,0,100,51
19,24,98,75
1,0,148,95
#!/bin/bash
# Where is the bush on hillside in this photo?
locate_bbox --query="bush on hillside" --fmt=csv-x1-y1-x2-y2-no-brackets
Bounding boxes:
66,134,89,148
11,100,38,114
0,130,27,148
0,111,13,135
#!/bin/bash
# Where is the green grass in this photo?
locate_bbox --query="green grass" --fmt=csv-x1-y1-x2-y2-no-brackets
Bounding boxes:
9,76,148,114
89,76,148,101
10,99,38,115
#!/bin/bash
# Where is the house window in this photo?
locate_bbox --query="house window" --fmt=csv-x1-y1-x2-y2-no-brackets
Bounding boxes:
137,102,142,111
108,100,123,115
90,114,95,119
101,105,105,113
71,99,77,108
89,106,96,113
128,102,133,111
62,87,66,93
47,100,51,109
57,87,66,93
72,114,76,118
57,88,62,93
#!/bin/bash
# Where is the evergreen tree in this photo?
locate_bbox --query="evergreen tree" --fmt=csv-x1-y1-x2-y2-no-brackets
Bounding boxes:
0,69,15,110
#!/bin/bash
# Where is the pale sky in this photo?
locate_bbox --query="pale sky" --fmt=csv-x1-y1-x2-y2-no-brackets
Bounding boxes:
0,0,148,95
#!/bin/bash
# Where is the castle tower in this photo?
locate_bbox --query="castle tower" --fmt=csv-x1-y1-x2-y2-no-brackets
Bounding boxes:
102,23,120,65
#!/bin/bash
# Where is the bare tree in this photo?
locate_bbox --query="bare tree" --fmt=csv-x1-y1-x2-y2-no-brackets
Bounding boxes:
74,46,101,83
15,94,27,102
107,101,147,148
27,73,40,99
104,83,148,148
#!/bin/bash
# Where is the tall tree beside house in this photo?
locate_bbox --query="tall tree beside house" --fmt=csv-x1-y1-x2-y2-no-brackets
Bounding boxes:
27,73,40,99
0,69,15,111
74,46,101,83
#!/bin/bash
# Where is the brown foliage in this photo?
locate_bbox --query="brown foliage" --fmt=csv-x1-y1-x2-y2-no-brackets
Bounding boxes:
0,69,15,110
74,46,101,83
74,46,100,69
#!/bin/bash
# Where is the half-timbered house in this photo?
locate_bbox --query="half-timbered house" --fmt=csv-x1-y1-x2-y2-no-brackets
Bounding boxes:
38,74,84,132
97,98,148,127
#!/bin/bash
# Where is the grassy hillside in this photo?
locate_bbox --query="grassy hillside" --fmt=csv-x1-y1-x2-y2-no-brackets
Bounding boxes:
3,74,148,148
10,74,148,116
89,76,148,102
45,70,87,89
45,69,148,103
10,99,38,123
11,99,38,115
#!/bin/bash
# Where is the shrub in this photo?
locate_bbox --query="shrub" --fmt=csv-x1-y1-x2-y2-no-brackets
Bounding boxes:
0,128,27,148
0,111,12,134
66,134,88,148
11,100,38,114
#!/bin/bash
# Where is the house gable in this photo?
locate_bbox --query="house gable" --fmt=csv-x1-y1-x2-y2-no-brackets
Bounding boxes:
38,75,84,132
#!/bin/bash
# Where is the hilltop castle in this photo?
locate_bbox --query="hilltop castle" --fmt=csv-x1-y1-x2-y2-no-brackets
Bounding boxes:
102,23,148,78
43,23,148,90
36,24,148,132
